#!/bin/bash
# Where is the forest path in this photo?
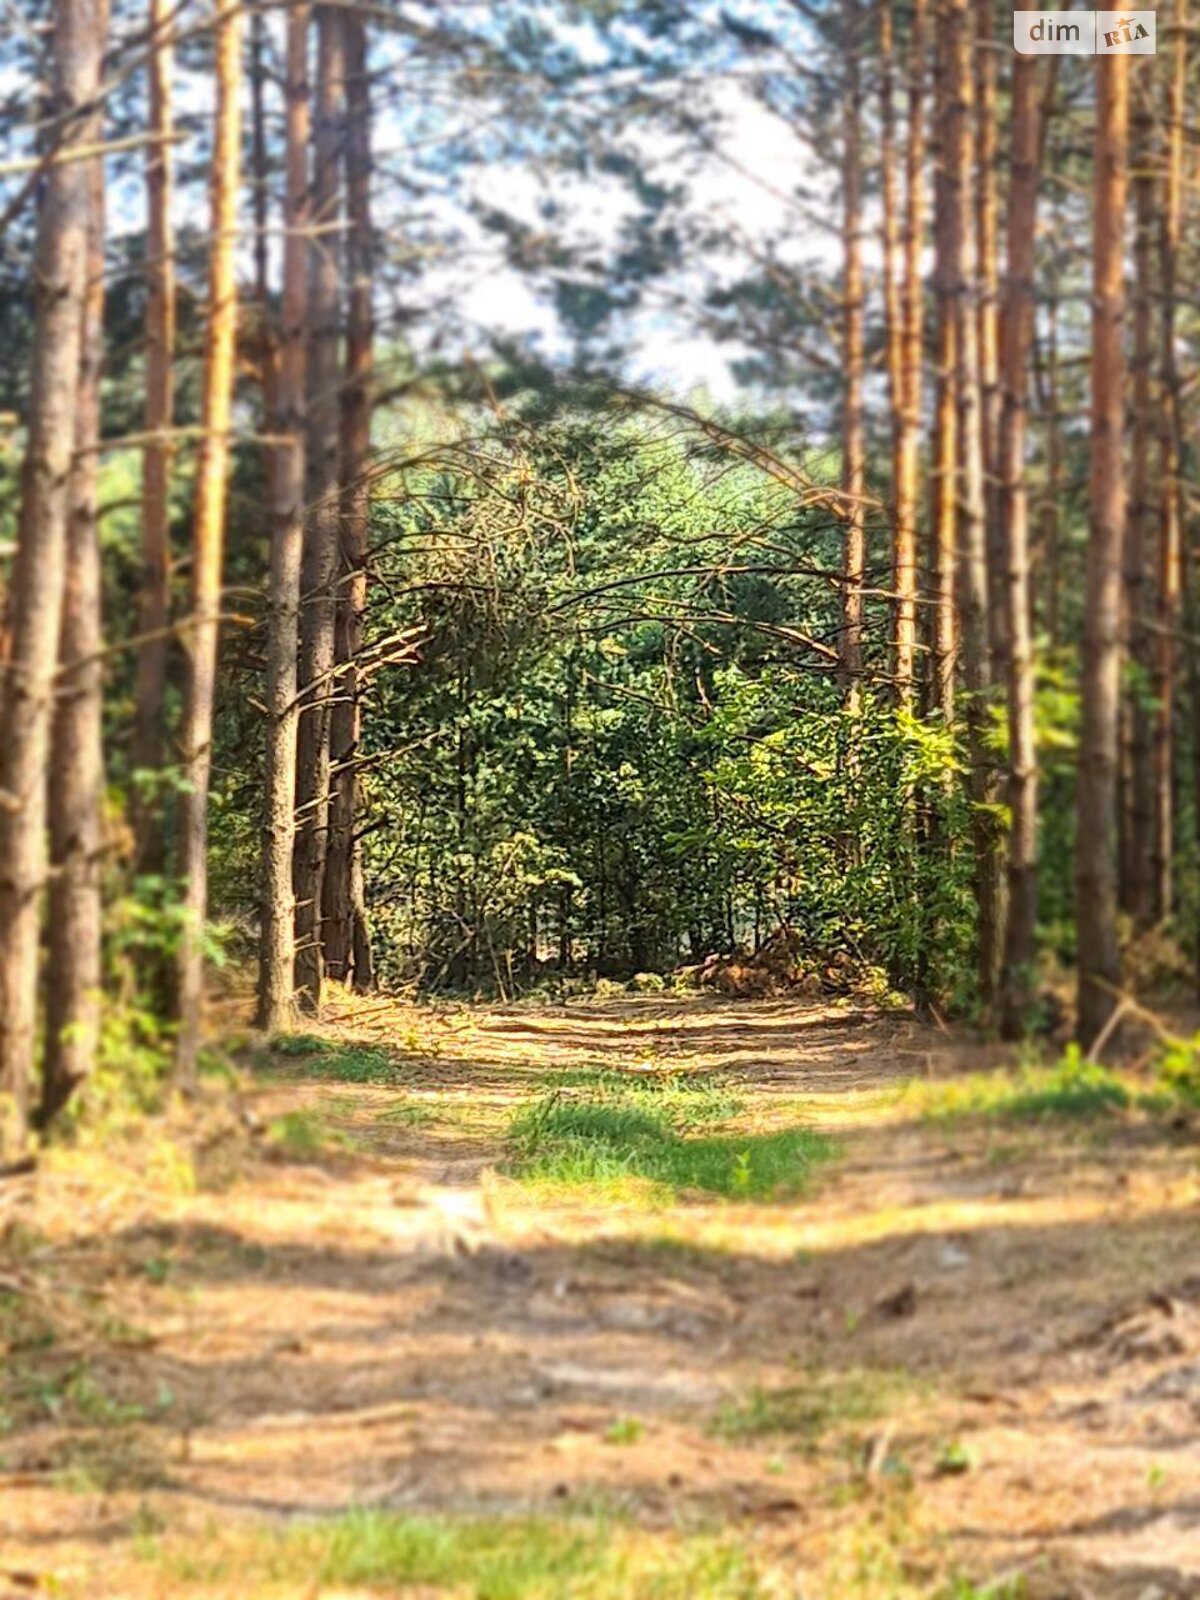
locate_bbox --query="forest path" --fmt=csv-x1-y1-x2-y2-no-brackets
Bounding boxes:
2,994,1200,1599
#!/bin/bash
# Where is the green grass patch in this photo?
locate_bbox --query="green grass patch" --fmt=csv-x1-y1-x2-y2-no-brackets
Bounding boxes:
545,1067,743,1121
916,1038,1200,1128
265,1109,351,1157
711,1369,914,1449
267,1032,332,1058
504,1079,832,1202
603,1415,645,1445
265,1034,408,1086
938,1580,1027,1600
915,1048,1135,1124
152,1508,769,1598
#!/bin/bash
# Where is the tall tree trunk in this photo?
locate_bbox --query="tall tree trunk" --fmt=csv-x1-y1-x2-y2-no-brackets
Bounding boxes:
293,3,345,1013
973,0,1005,688
880,0,902,518
1040,292,1063,645
948,0,1001,1008
1155,0,1186,924
1123,148,1156,926
325,4,375,990
250,7,271,316
838,2,865,707
929,10,957,724
915,0,957,1011
998,55,1048,1037
174,0,244,1085
1076,51,1128,1047
258,0,311,1033
131,0,175,874
249,7,279,497
893,0,926,705
0,0,103,1153
42,50,107,1127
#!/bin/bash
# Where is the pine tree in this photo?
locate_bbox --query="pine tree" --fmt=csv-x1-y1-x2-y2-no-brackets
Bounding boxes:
838,0,865,705
259,0,312,1032
893,0,926,704
325,3,375,990
0,0,106,1150
42,8,108,1124
998,54,1049,1036
1077,51,1129,1046
131,0,176,874
293,4,345,1014
175,0,245,1084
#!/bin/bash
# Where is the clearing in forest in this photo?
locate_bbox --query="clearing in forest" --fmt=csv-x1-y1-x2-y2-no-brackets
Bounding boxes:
2,994,1199,1599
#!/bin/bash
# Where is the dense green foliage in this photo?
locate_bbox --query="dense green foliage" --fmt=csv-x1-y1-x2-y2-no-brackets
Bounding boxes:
287,404,978,998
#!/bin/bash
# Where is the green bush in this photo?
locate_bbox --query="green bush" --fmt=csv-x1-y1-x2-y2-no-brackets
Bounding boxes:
1156,1033,1200,1104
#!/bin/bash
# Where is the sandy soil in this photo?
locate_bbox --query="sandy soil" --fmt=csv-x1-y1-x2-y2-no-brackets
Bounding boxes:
1,994,1199,1597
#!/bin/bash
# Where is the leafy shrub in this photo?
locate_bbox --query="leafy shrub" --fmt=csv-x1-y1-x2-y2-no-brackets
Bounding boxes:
1155,1033,1200,1104
1001,1047,1130,1118
631,972,666,993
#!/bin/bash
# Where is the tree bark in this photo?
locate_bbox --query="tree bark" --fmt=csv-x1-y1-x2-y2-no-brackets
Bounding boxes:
258,0,311,1033
838,1,865,707
293,4,345,1014
250,7,271,318
1123,149,1156,926
947,0,1002,1009
973,0,1004,691
879,0,902,528
1155,0,1186,924
929,9,957,724
1076,51,1128,1048
998,54,1047,1037
0,0,103,1152
893,0,926,705
914,0,958,1013
249,6,280,503
42,46,107,1127
131,0,176,875
1040,292,1063,645
174,0,244,1085
325,5,374,990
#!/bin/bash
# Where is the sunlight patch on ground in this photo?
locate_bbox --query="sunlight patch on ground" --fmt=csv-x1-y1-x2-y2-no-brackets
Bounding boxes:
7,996,1200,1600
